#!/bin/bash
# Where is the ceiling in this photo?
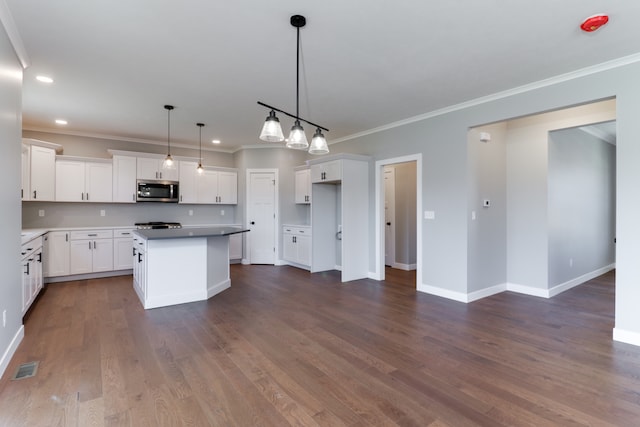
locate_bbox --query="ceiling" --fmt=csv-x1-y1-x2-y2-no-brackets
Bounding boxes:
5,1,640,153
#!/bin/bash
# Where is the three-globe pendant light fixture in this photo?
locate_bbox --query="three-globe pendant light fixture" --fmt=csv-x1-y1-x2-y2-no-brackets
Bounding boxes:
258,15,329,155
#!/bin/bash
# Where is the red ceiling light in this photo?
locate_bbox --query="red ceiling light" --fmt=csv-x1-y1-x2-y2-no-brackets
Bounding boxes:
580,14,609,32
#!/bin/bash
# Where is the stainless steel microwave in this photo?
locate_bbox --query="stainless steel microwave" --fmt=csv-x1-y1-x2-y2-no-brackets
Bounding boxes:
136,180,179,202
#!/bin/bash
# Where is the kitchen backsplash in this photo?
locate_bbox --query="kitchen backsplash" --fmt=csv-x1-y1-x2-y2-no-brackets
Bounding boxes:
22,201,238,229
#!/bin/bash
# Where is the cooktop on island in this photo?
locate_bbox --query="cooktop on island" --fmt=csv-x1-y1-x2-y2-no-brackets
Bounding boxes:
134,222,182,230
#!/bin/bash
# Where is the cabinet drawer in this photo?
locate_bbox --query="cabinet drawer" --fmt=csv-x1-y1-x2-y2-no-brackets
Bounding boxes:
283,226,311,236
70,230,113,240
114,229,135,238
21,236,43,258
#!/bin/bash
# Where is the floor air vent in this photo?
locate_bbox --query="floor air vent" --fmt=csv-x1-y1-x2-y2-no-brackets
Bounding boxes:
11,361,39,380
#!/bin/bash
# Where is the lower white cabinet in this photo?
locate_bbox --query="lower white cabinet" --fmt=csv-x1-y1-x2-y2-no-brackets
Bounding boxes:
229,233,242,260
44,231,70,277
21,236,43,314
282,225,311,268
69,230,114,274
132,235,147,302
113,229,134,270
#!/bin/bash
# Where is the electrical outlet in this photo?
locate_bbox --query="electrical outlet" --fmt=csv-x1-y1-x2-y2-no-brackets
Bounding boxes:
188,210,193,216
100,210,106,217
38,210,45,217
220,210,225,216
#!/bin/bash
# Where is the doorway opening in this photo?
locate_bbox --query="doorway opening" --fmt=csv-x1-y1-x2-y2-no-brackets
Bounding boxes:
375,154,422,288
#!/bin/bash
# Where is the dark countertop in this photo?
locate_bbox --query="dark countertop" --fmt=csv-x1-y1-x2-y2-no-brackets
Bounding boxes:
133,226,249,240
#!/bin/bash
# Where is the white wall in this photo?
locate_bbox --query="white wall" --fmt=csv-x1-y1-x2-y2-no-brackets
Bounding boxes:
548,127,616,287
505,100,616,291
0,21,23,379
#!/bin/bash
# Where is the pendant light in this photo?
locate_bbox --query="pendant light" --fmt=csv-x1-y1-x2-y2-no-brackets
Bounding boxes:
162,105,176,170
196,123,204,174
257,15,329,154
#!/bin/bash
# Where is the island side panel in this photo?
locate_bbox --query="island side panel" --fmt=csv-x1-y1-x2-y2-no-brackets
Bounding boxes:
145,237,208,309
206,235,231,298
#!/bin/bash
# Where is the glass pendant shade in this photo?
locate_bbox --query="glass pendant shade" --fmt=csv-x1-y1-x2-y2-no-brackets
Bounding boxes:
259,110,285,142
162,154,175,170
308,128,329,155
196,163,204,174
286,120,309,149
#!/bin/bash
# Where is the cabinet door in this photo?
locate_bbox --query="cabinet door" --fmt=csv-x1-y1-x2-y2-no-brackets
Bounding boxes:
311,160,342,183
34,249,43,294
21,144,30,200
295,169,311,204
179,161,198,203
113,238,133,270
55,160,85,201
282,234,296,262
92,239,114,272
70,240,93,274
22,258,30,313
197,169,218,204
113,156,137,203
229,233,242,260
159,162,179,181
30,145,56,200
45,231,70,277
297,235,311,266
217,171,237,204
85,162,113,202
136,158,161,180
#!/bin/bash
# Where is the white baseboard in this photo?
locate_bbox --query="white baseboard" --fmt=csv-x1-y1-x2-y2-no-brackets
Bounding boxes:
45,269,132,284
613,328,640,347
391,263,417,271
547,264,615,297
506,283,550,298
467,284,507,302
0,325,24,380
417,283,469,303
241,258,250,265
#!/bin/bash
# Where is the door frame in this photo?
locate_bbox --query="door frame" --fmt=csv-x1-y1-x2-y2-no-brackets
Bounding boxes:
245,168,279,265
375,154,422,286
384,166,396,267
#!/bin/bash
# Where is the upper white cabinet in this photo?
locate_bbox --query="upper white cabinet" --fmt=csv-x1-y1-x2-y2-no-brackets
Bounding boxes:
112,155,137,203
55,157,113,202
294,168,311,204
137,157,179,181
179,161,237,205
310,160,342,183
27,142,59,201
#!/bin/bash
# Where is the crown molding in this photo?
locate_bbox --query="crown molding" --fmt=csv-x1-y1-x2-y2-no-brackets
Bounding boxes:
330,52,640,145
0,1,30,68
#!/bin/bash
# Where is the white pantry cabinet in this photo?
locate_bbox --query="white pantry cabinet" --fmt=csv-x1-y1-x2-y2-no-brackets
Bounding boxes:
309,155,370,282
310,159,342,183
69,230,114,274
112,155,137,203
282,225,311,268
113,229,134,270
44,231,70,277
137,157,179,181
294,168,311,204
55,157,113,202
21,144,30,200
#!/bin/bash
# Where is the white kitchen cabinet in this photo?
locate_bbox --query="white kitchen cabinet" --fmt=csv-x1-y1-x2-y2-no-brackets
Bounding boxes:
309,155,370,282
69,230,114,274
29,144,57,201
21,236,43,314
137,157,179,181
282,225,311,268
113,229,134,270
295,168,311,204
132,235,147,302
44,231,70,277
229,233,242,260
310,160,342,183
21,144,30,200
55,158,113,202
112,155,137,203
179,162,237,205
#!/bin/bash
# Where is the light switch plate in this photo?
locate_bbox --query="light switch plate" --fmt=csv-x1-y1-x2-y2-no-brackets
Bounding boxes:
38,210,44,217
424,211,435,220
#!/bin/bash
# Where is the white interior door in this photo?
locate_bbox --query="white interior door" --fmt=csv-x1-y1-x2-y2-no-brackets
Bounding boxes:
384,167,396,267
248,171,276,264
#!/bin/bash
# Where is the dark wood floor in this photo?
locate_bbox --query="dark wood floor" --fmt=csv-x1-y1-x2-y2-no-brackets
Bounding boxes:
1,266,638,426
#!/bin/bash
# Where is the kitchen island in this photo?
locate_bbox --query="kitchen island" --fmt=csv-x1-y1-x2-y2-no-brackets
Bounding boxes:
132,226,248,309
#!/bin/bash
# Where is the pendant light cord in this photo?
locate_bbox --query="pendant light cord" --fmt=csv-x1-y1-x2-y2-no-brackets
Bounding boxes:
295,25,300,120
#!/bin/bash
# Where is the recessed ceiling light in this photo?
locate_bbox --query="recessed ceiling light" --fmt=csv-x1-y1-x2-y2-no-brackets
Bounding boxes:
212,139,221,144
55,119,67,125
36,75,53,83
